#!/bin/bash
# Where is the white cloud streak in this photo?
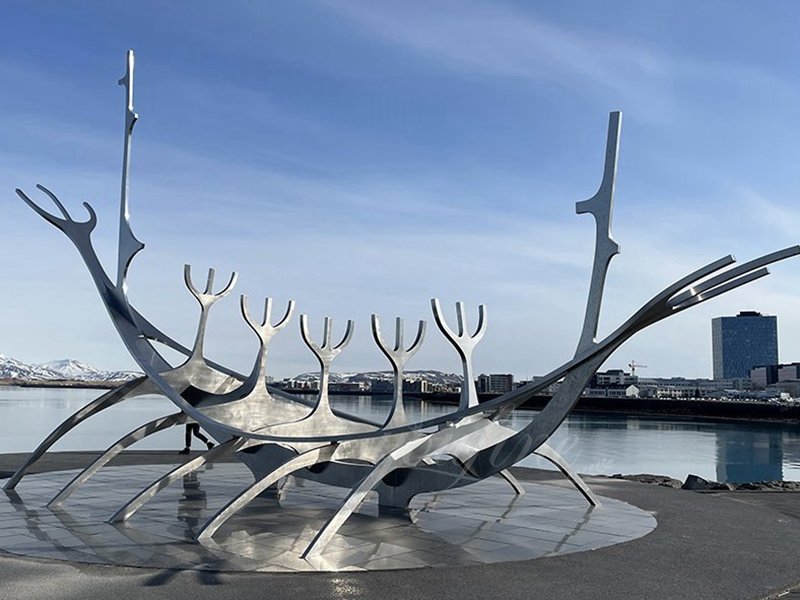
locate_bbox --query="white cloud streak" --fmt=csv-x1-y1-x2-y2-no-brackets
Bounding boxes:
2,2,799,381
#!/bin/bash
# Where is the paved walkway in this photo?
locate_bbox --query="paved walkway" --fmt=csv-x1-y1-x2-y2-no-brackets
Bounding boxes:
1,451,799,600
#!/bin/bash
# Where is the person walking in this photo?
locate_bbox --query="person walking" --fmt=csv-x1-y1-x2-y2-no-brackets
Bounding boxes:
179,422,215,454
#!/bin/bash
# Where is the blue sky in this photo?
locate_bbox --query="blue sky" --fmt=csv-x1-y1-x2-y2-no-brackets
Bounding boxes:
1,1,799,380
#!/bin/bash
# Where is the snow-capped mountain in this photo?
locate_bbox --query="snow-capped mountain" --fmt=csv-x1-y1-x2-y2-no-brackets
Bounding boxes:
289,370,463,386
39,359,139,383
0,354,60,381
0,354,139,383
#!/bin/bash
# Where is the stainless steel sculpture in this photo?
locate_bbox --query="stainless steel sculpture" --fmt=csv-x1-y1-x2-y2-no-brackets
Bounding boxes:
371,314,425,427
6,50,799,559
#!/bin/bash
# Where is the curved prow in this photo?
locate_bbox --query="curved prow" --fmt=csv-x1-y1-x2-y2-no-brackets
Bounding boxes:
116,49,144,293
575,111,622,355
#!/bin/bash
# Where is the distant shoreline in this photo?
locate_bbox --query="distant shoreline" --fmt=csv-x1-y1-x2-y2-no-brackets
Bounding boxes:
0,379,134,390
3,380,798,424
281,388,800,424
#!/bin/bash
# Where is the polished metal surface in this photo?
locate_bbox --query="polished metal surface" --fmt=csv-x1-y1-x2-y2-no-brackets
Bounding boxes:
371,315,425,427
300,314,355,421
109,437,247,523
183,265,238,367
48,411,188,507
574,111,621,355
196,444,338,542
0,464,655,572
534,443,599,506
431,300,486,410
116,49,144,295
303,416,509,558
9,50,800,562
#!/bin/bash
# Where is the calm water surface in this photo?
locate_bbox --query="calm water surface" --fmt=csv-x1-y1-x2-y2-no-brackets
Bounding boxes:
1,387,798,483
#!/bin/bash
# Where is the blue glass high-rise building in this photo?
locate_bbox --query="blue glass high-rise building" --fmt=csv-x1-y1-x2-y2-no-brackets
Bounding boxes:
712,311,778,379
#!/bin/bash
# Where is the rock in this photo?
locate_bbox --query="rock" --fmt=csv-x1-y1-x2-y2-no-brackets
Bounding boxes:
735,482,761,491
730,480,800,491
609,473,682,488
636,474,683,488
709,482,735,491
681,474,737,491
607,472,800,492
682,474,716,490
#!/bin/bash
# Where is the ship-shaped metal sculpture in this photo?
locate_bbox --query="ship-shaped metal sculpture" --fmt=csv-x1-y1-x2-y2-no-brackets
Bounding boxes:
6,51,798,558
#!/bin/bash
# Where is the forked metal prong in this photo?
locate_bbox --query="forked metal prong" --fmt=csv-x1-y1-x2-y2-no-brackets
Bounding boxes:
240,295,295,338
15,186,97,232
203,268,216,294
372,314,426,427
184,265,238,304
431,299,486,410
671,268,770,313
668,246,800,308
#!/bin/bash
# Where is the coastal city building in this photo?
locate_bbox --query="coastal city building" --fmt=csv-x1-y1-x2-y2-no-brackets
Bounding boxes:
750,361,800,397
750,365,781,388
275,373,461,394
271,363,794,402
403,379,433,394
635,377,749,398
712,311,778,379
476,373,514,394
583,369,639,397
581,369,756,399
594,369,637,387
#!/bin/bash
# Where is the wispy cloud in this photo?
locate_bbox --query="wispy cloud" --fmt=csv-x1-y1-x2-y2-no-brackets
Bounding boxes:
321,1,665,85
320,0,797,125
733,187,800,240
2,1,799,381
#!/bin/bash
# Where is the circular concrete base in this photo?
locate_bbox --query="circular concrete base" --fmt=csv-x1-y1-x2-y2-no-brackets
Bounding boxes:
0,463,655,572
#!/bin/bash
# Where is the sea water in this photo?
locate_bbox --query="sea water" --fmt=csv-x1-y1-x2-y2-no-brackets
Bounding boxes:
1,387,798,483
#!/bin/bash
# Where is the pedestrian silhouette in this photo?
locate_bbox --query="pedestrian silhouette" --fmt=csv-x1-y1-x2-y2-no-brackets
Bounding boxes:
179,422,214,454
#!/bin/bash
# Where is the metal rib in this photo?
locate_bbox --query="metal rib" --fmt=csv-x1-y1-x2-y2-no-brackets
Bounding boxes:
497,469,526,496
670,268,770,312
108,437,245,523
48,412,187,507
302,417,494,558
302,452,409,558
3,377,148,490
196,445,337,542
668,246,800,308
533,442,600,506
